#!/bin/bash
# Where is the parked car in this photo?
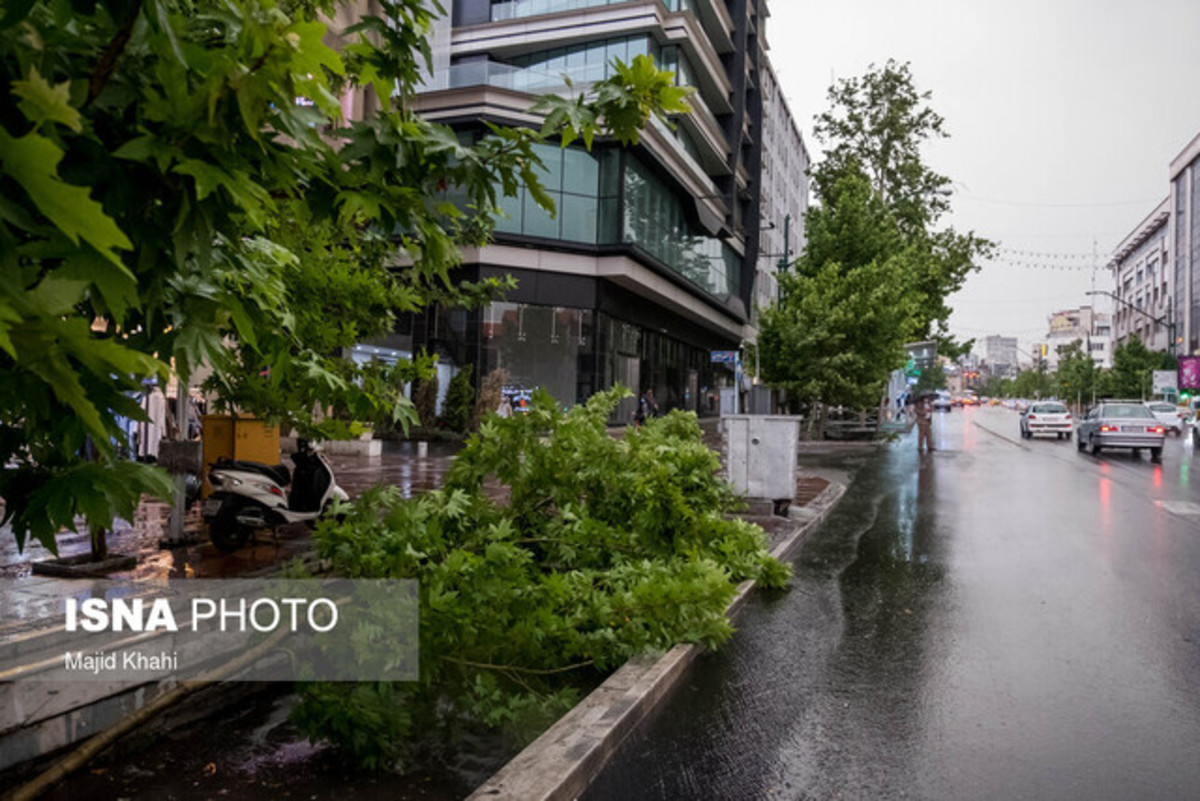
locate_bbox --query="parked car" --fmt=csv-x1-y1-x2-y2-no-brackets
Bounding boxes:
1020,402,1073,440
1076,401,1166,462
1144,401,1185,435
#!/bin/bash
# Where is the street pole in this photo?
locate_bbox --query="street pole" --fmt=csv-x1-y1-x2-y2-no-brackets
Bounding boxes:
1169,295,1176,358
776,214,791,303
734,352,742,415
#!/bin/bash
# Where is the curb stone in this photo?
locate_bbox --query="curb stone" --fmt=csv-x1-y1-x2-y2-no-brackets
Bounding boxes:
466,480,848,801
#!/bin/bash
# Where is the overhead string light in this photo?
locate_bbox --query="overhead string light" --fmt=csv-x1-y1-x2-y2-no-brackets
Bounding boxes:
978,245,1117,272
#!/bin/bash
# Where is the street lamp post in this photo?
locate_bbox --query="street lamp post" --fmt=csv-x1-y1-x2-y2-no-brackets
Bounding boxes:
1086,289,1175,358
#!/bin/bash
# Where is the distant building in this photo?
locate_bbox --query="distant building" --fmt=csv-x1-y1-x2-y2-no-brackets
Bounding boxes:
1108,198,1171,351
1043,307,1112,370
983,335,1018,379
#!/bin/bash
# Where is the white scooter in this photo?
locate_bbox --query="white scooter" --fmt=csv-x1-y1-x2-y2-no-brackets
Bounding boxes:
202,439,349,552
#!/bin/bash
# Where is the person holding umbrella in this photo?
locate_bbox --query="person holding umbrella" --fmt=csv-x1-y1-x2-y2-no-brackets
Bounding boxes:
914,391,936,454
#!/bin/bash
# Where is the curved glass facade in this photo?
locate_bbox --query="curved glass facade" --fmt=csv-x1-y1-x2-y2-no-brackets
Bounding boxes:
622,158,740,297
488,143,738,299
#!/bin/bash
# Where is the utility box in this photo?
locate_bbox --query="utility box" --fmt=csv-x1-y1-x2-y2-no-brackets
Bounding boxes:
724,415,802,501
201,415,281,495
719,387,738,416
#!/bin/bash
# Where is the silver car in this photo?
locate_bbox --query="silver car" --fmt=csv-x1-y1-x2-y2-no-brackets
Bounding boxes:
1075,401,1166,462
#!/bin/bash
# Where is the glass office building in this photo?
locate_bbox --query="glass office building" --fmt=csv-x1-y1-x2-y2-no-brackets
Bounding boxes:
388,0,793,415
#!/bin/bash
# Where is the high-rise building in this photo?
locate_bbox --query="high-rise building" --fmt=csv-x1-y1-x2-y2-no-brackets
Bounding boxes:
755,56,810,321
1109,199,1171,352
342,0,804,418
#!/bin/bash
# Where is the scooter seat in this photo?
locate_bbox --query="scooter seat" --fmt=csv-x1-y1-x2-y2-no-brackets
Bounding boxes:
214,459,291,487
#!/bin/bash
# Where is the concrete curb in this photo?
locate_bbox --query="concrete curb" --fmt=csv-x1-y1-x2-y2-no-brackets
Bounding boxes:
467,480,848,801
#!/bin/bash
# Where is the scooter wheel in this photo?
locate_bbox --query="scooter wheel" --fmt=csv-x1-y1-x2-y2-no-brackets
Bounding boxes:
209,499,256,552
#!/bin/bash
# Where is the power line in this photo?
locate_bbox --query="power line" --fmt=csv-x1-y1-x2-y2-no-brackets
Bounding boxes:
957,192,1162,209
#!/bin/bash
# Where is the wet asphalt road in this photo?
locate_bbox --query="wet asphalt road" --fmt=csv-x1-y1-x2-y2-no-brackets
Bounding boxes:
584,406,1200,800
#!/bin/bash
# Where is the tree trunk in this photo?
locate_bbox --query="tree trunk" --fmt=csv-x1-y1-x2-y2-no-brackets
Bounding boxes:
91,525,107,562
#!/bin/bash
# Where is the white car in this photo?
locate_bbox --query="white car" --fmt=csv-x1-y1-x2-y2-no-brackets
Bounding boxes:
1020,402,1073,440
1144,401,1185,435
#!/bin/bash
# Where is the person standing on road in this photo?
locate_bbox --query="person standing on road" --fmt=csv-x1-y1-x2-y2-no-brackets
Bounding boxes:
915,395,934,454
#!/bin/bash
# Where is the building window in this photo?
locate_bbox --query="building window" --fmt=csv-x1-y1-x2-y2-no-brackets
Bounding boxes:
482,303,595,407
493,143,616,245
623,157,741,297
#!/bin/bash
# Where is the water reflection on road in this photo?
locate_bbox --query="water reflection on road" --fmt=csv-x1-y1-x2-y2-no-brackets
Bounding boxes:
585,407,1200,801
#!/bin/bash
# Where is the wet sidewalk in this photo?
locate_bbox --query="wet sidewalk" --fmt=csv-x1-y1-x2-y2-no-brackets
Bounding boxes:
0,423,847,629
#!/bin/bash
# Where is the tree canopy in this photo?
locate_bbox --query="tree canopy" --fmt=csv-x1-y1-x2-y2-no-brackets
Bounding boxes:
758,61,988,410
0,0,690,552
812,60,990,346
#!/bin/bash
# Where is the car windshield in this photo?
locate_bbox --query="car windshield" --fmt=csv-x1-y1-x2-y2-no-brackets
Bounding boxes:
1149,403,1175,412
1102,404,1154,419
1032,404,1067,414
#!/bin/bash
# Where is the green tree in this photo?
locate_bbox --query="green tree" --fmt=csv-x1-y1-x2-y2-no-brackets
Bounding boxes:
1012,365,1053,399
0,0,690,553
295,389,789,768
758,249,919,413
1054,341,1100,406
913,365,947,393
1105,337,1175,399
812,59,992,350
439,364,474,433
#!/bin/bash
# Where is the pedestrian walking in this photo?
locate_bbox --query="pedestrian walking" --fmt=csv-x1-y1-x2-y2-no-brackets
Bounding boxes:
634,389,658,428
915,394,934,454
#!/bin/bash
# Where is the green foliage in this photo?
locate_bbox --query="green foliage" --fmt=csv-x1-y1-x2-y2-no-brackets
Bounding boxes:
0,0,687,551
1012,365,1053,399
439,364,474,433
810,60,992,346
913,365,947,393
760,63,991,412
413,372,439,429
296,387,789,769
1104,337,1175,399
759,247,920,410
1053,341,1100,402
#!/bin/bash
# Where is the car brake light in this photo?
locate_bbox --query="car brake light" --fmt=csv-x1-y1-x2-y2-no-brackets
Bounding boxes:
269,485,285,497
1100,425,1116,432
1065,413,1072,419
1150,426,1164,434
1028,414,1037,420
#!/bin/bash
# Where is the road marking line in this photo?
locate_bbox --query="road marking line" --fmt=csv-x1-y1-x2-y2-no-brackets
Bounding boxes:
971,421,1030,450
1156,500,1200,517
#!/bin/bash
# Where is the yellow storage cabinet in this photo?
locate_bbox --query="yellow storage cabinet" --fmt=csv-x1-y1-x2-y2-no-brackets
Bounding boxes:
201,415,281,495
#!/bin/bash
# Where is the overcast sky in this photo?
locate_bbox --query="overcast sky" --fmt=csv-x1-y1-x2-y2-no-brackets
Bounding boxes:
766,0,1200,357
